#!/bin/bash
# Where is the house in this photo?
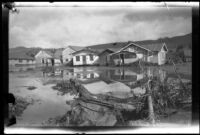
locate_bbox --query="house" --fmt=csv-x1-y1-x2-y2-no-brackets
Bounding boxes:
62,46,84,65
35,50,53,66
115,42,168,65
140,43,168,65
9,52,35,66
109,42,151,65
35,49,63,66
72,48,99,66
54,49,64,65
97,48,118,66
183,48,192,62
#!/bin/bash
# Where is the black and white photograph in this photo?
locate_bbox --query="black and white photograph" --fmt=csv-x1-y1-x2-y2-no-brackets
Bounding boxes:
3,2,199,134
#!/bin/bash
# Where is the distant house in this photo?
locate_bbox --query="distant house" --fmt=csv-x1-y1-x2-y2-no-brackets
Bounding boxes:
9,52,35,66
183,48,192,62
62,46,84,65
117,42,168,65
72,48,99,66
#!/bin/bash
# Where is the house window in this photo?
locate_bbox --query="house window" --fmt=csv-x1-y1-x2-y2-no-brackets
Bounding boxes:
19,60,22,63
76,56,80,61
90,54,94,61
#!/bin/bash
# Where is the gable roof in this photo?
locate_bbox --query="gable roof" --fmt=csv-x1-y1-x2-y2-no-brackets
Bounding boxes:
36,49,64,59
9,51,34,60
72,48,99,55
86,42,128,50
69,46,84,51
119,42,152,53
140,43,167,52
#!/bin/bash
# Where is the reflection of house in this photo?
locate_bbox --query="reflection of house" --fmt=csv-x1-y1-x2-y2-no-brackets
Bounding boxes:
62,46,84,64
109,69,144,83
72,48,99,66
146,67,167,82
62,68,100,81
9,52,35,65
113,42,168,65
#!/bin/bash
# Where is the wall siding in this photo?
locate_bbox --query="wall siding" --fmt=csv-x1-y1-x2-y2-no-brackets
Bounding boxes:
62,47,75,64
73,53,99,66
9,59,35,65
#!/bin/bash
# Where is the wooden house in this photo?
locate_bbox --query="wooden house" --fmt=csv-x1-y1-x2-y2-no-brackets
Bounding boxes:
35,50,53,66
183,48,192,62
115,42,168,65
140,43,168,65
97,48,119,66
9,52,35,66
35,49,63,66
62,46,84,65
72,48,99,66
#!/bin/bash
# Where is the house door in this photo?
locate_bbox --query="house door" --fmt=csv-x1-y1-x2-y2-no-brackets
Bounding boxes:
82,55,86,65
42,58,44,64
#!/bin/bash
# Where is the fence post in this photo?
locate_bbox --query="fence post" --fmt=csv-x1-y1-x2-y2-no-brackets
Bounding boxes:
147,79,155,125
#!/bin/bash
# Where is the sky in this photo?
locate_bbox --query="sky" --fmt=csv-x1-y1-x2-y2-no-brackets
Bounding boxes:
9,4,192,48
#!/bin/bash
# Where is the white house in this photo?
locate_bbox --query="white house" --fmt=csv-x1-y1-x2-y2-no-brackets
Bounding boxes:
62,46,84,65
35,49,63,66
141,43,168,65
117,42,168,65
72,48,99,66
35,50,53,66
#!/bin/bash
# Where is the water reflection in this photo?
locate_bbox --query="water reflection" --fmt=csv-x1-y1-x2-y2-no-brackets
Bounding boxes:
41,67,167,89
40,67,166,98
9,65,175,127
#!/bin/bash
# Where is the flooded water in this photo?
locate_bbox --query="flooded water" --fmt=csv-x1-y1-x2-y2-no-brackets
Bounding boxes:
8,65,191,127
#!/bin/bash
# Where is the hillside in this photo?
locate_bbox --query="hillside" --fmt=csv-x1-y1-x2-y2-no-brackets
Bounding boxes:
87,33,192,50
9,33,191,59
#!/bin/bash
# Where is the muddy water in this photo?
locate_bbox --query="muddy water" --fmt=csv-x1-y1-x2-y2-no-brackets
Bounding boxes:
9,66,191,127
9,71,74,126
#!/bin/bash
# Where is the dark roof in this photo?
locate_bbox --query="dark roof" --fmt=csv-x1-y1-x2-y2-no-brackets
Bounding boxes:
140,43,167,52
69,46,84,51
9,52,34,60
86,42,129,50
72,48,99,55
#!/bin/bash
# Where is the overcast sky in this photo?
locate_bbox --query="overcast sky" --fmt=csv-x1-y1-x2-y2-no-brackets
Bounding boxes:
9,6,192,48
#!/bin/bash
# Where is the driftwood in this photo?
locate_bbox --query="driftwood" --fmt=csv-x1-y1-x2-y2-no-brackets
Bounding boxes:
69,79,143,111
